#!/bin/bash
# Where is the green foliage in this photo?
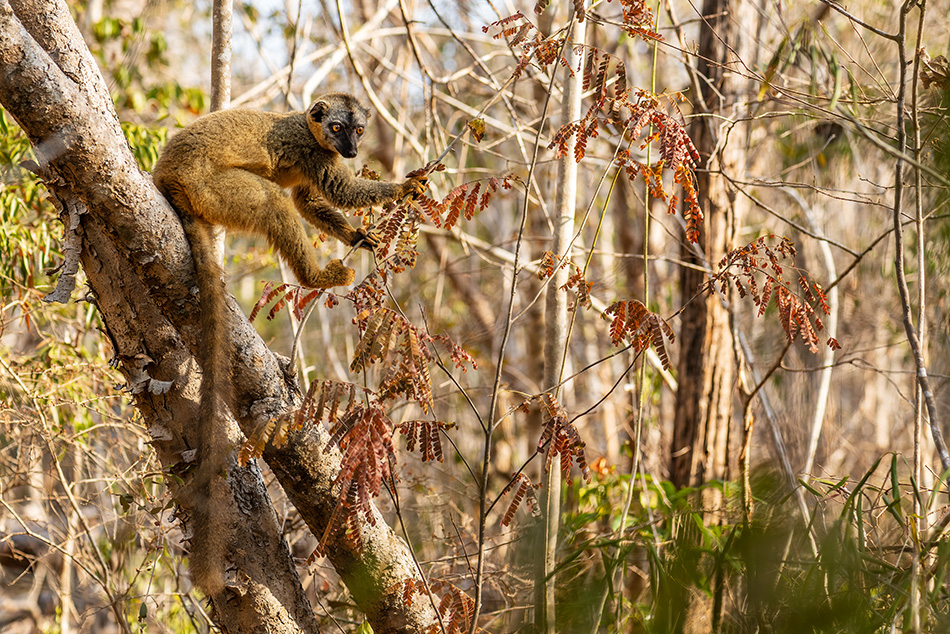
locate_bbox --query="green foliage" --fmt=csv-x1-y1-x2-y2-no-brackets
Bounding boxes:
553,459,950,633
0,109,58,299
0,109,166,301
122,121,167,171
84,12,206,115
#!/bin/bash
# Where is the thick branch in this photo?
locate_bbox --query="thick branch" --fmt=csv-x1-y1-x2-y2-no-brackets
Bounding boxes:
81,206,321,634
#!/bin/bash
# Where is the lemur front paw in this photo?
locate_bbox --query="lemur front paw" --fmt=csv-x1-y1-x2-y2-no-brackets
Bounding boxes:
400,174,428,198
351,227,380,251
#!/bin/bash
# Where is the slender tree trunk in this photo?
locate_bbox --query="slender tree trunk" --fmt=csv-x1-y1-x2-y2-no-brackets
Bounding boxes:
209,0,231,261
536,8,586,632
210,0,232,112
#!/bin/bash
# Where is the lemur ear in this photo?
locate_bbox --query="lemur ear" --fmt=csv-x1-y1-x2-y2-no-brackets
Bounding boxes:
309,101,328,122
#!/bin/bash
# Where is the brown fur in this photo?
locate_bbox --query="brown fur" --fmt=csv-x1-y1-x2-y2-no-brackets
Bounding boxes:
151,92,426,594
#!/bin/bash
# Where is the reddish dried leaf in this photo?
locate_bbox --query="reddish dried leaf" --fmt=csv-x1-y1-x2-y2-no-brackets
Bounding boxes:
250,281,289,321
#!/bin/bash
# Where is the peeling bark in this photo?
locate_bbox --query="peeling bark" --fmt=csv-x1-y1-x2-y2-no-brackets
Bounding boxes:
0,1,436,631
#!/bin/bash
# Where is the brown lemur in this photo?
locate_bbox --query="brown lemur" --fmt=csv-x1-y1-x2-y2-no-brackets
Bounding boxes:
151,92,427,594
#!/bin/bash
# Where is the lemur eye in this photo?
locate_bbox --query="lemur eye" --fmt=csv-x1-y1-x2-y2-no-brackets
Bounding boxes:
356,126,364,135
331,124,341,133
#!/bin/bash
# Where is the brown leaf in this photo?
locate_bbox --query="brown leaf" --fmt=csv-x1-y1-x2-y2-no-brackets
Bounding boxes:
467,118,487,142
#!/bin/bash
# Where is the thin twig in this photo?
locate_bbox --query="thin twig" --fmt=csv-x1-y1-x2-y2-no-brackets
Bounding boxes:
817,0,897,42
891,0,949,481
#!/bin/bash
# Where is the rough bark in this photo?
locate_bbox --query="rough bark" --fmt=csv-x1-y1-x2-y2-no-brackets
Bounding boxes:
81,209,320,634
669,0,748,494
0,1,437,632
667,0,751,631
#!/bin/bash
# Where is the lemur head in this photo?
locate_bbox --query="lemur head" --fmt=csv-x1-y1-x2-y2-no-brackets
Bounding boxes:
308,93,370,159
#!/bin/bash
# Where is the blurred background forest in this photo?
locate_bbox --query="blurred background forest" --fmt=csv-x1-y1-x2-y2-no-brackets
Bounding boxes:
2,0,950,631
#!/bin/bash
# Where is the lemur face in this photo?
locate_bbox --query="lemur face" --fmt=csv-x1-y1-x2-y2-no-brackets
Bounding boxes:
308,95,370,159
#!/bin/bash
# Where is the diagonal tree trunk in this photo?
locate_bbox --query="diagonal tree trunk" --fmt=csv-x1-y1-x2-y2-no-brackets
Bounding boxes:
0,2,437,631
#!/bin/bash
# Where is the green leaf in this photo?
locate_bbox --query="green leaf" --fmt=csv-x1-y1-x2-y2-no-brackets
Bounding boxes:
887,453,902,522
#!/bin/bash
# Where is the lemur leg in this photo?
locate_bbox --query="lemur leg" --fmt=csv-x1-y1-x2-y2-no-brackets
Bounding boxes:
293,185,356,243
189,169,355,288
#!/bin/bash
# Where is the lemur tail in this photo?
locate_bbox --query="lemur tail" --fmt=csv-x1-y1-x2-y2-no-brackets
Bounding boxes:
181,216,233,595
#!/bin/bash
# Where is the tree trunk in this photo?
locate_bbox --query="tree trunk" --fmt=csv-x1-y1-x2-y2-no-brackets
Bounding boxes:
0,2,437,632
670,0,749,497
536,8,586,631
668,0,751,629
